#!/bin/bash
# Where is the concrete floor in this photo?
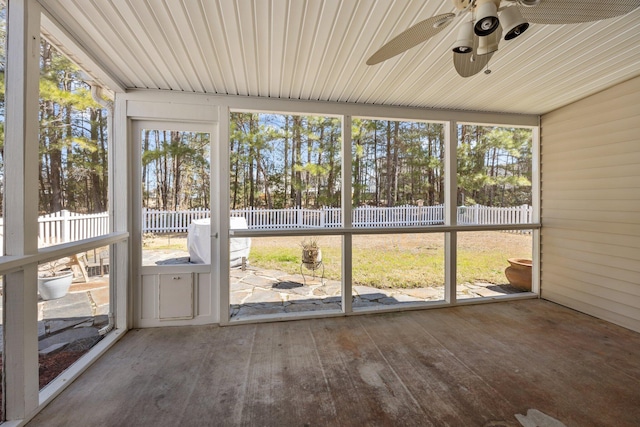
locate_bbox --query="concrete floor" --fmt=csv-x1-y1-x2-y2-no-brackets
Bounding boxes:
27,299,640,427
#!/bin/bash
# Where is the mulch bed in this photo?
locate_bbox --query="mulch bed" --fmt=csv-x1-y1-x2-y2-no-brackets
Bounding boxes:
0,349,89,421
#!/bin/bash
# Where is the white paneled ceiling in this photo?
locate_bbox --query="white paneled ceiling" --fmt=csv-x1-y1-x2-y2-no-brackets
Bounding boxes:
39,0,640,115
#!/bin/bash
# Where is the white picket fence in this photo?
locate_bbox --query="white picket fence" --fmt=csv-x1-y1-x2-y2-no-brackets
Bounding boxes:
37,210,110,245
143,207,210,233
144,204,532,232
457,204,532,226
0,210,110,247
0,204,532,247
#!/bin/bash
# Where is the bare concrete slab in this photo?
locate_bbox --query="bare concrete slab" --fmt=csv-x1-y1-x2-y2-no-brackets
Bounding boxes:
42,293,93,319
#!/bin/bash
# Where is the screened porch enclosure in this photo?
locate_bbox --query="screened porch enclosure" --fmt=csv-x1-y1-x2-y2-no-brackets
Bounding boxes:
131,109,538,323
2,0,639,425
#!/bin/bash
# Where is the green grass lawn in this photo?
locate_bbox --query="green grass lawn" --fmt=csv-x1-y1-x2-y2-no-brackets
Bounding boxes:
249,231,532,289
142,231,532,289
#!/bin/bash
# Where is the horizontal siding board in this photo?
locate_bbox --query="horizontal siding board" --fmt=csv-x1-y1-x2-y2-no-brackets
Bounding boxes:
541,288,640,333
542,275,640,319
543,102,639,129
542,78,640,126
545,245,640,274
542,199,640,213
542,256,640,291
541,176,640,191
542,113,640,144
542,188,640,202
541,131,637,157
542,163,638,181
543,228,640,254
542,209,640,224
542,105,639,136
545,219,640,236
542,234,640,256
543,150,640,171
541,76,640,331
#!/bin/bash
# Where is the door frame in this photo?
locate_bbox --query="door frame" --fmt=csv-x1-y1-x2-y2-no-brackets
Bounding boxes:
131,120,221,326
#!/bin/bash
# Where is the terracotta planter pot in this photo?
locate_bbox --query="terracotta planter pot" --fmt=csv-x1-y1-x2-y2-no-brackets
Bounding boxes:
505,258,532,291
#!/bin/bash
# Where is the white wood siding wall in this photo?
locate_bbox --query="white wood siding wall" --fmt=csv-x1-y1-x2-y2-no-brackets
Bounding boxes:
541,76,640,333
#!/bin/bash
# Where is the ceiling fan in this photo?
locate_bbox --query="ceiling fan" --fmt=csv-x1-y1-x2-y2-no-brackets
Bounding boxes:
366,0,640,77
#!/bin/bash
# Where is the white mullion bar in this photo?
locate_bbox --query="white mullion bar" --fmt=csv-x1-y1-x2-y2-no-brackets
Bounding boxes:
341,115,353,314
444,120,458,305
4,0,42,420
531,122,541,295
104,88,129,334
130,120,146,329
217,107,231,325
229,223,540,239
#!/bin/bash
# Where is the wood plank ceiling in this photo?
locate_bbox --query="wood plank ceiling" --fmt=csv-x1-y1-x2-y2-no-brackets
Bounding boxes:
39,0,640,115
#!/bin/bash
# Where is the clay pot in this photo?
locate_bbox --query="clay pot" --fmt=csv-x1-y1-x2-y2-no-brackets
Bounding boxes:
505,258,532,291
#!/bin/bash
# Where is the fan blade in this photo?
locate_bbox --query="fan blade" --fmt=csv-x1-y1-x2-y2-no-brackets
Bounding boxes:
453,30,499,78
519,0,640,25
366,13,455,65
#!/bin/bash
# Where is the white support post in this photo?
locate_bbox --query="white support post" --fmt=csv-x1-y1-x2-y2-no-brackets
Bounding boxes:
113,96,131,329
444,120,458,305
341,115,353,314
4,0,42,419
104,86,130,332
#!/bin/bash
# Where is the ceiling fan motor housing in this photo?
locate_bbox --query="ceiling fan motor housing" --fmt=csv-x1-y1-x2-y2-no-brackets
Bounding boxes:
451,0,474,11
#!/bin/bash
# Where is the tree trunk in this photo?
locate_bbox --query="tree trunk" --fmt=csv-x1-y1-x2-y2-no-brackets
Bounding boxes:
385,121,393,207
283,115,290,207
90,108,104,212
293,116,303,207
171,131,182,210
374,123,379,206
392,121,400,204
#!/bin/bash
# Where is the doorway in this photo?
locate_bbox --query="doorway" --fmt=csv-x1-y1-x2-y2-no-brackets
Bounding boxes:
132,121,219,326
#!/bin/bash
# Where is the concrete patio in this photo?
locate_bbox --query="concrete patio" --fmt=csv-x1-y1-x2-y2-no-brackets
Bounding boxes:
0,276,110,369
142,248,526,320
229,265,525,320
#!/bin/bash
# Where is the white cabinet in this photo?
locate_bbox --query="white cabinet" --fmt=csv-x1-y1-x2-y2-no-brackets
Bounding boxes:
159,273,194,320
138,265,215,327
